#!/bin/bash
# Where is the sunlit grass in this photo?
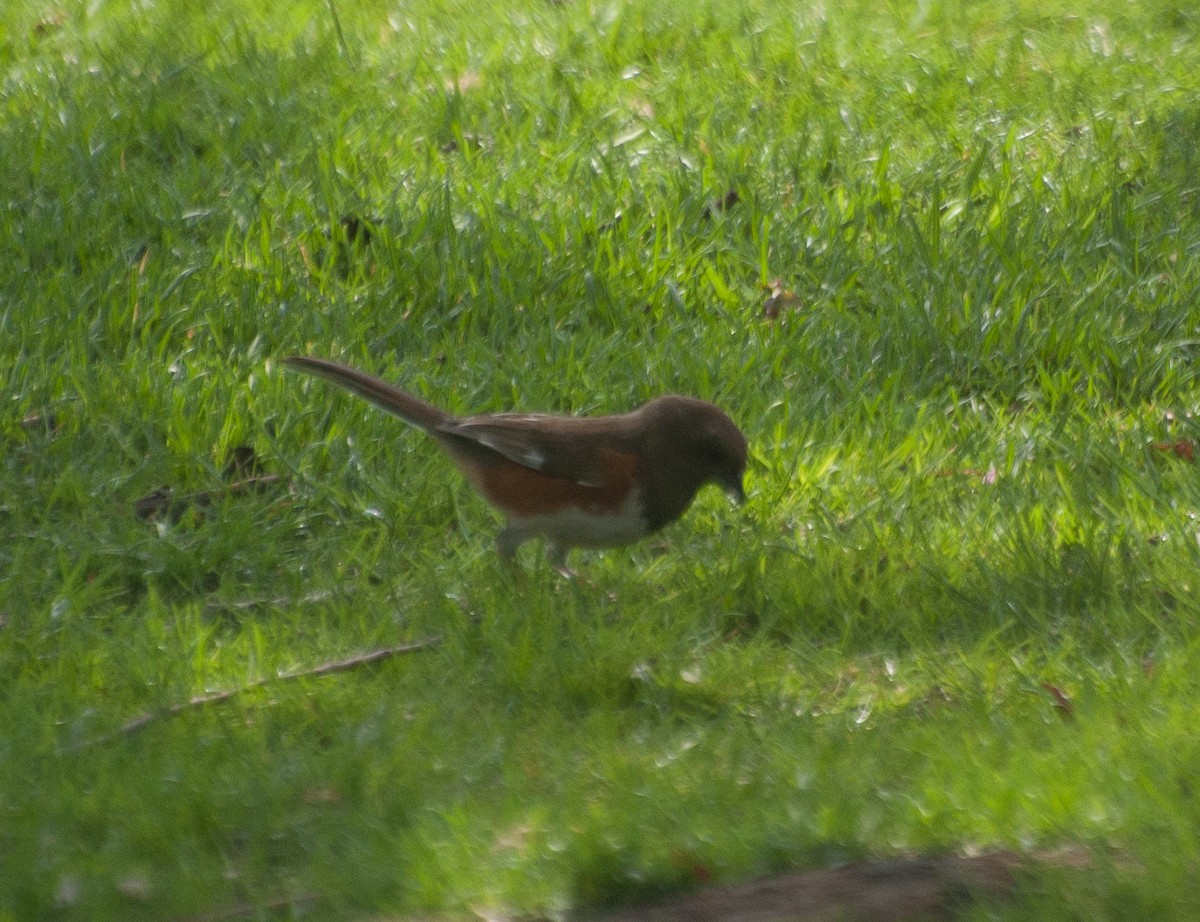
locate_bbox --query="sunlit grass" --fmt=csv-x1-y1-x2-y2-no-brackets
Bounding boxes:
2,0,1200,918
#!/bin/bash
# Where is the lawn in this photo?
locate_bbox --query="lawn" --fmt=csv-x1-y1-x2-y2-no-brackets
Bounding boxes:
2,0,1200,918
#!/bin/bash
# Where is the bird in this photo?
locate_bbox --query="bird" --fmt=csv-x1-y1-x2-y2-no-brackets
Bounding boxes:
282,356,748,570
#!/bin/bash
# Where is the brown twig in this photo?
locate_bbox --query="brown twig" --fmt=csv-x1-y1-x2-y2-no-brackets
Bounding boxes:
75,637,441,749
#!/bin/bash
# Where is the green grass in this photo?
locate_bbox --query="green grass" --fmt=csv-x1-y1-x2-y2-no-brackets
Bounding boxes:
3,0,1200,918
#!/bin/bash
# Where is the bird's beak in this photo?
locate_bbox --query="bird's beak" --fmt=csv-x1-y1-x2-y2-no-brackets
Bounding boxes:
728,478,747,505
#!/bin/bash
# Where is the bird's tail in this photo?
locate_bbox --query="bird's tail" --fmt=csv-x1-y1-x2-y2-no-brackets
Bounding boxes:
282,356,451,433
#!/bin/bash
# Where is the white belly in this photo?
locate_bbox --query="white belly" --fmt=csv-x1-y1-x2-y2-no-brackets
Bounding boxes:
507,490,647,550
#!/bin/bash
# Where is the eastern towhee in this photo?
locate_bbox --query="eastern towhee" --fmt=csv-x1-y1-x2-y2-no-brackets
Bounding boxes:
283,356,748,568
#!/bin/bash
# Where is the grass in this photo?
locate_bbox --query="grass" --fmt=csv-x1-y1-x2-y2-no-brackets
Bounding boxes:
2,0,1200,918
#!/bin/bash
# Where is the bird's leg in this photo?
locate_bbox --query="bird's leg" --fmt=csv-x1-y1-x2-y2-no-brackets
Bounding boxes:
546,542,576,579
495,525,526,563
498,526,575,578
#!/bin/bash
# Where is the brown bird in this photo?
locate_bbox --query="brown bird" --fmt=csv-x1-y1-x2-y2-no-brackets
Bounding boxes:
283,356,748,569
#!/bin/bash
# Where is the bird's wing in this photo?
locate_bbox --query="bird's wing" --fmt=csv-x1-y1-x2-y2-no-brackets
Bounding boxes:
438,415,629,489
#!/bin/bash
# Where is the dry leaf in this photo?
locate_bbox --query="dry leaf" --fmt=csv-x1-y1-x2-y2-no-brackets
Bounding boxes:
1040,682,1074,721
762,279,803,320
1152,440,1195,461
703,189,740,218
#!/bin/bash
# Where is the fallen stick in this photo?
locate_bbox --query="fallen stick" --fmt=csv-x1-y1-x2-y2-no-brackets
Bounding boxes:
75,637,441,748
